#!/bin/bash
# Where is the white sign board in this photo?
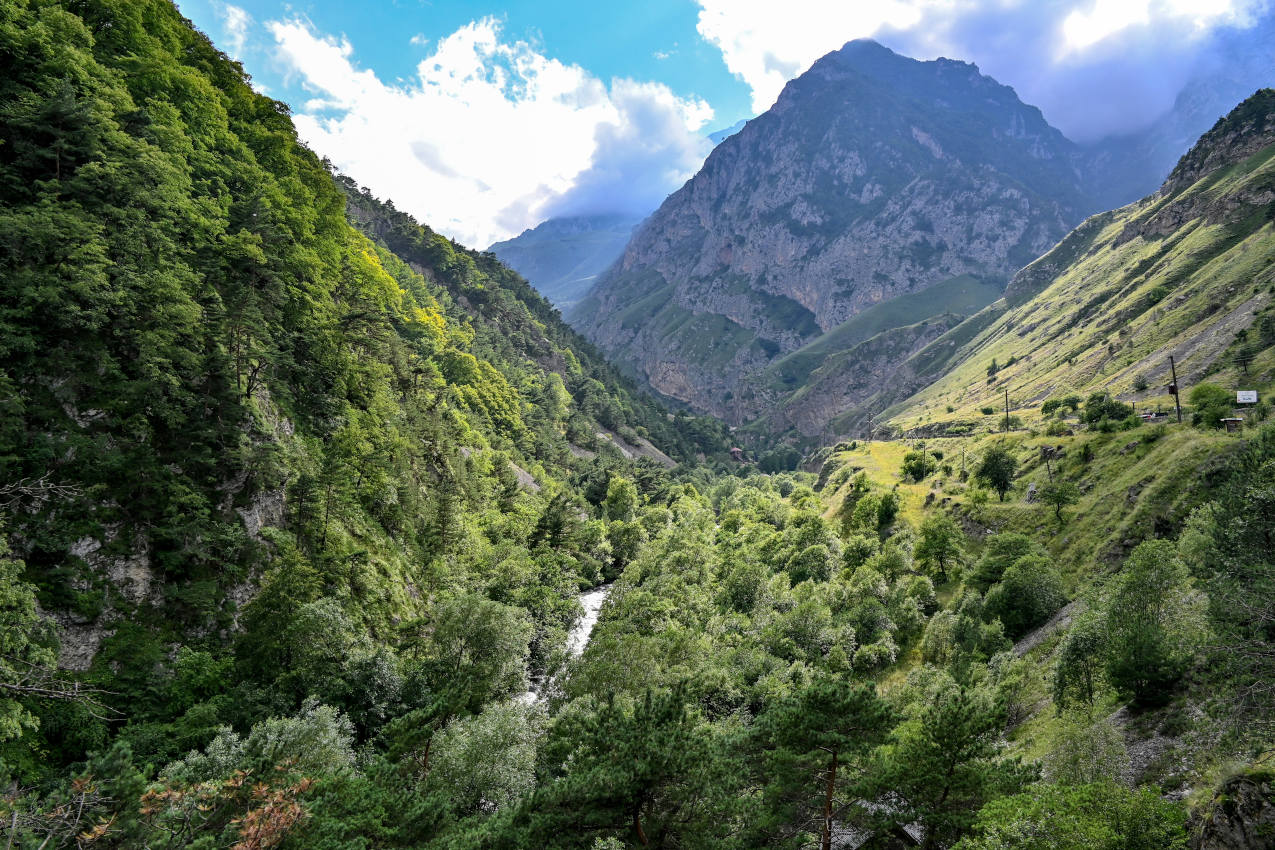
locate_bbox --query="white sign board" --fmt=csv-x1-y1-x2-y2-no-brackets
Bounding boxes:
1237,390,1258,404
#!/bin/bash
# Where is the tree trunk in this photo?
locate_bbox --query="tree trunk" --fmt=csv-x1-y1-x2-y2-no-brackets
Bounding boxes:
633,805,649,847
822,749,838,850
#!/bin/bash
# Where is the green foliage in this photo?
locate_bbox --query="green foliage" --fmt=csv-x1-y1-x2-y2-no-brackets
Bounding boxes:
914,512,967,580
1040,480,1081,523
1083,393,1134,426
866,673,1034,847
1053,613,1106,712
975,446,1018,501
1045,715,1129,786
1103,541,1198,707
901,449,936,481
427,700,539,816
1182,426,1275,731
601,475,639,522
756,676,892,847
985,554,1067,639
0,541,57,744
1189,382,1234,428
955,781,1188,850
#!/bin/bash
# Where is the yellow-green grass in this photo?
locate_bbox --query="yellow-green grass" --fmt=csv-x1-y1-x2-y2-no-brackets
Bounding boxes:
883,145,1275,435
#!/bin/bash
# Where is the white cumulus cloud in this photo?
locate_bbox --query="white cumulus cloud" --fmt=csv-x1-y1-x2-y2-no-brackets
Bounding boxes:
695,0,1270,138
217,2,251,60
267,17,713,248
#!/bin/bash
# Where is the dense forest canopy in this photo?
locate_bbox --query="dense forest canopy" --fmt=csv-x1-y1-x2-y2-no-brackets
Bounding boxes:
1,1,1274,848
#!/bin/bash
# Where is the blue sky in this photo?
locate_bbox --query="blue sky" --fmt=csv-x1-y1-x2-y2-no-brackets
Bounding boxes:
175,0,1274,249
177,0,756,130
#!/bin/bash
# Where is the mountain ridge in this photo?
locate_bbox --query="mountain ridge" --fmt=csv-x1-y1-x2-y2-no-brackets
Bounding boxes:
570,38,1100,424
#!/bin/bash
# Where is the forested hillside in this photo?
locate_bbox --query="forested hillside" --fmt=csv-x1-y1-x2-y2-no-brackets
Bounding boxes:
2,2,1275,849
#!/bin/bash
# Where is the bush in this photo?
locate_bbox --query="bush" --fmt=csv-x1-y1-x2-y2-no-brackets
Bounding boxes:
1189,382,1233,429
984,554,1067,639
980,406,996,416
956,782,1188,850
900,450,935,482
1082,392,1132,424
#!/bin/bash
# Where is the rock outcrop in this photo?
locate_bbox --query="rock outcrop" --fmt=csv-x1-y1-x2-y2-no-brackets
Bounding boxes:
571,40,1098,424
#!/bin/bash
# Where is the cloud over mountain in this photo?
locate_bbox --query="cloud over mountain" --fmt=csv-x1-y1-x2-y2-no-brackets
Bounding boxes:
695,0,1271,141
268,17,712,247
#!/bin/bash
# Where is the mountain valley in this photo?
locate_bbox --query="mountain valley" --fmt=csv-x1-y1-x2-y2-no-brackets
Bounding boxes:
3,3,1275,849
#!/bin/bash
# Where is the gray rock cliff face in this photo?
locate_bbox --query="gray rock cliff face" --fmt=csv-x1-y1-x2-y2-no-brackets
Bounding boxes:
570,40,1095,424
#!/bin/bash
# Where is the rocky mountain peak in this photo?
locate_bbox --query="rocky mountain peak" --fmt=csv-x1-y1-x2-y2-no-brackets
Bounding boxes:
570,39,1096,423
1163,88,1275,194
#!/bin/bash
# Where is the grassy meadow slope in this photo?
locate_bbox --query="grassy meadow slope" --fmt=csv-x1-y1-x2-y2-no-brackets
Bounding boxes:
883,105,1275,435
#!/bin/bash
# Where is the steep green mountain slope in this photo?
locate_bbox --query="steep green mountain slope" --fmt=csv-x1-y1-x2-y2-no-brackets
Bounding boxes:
0,0,725,794
818,90,1275,439
486,214,642,310
570,39,1098,423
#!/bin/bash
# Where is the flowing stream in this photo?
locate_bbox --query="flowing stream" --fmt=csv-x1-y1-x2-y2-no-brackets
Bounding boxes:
518,583,612,704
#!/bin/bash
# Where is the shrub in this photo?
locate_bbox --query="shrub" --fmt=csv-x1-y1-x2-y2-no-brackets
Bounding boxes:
1082,392,1132,424
980,406,996,416
900,450,935,482
1189,382,1233,428
957,782,1188,850
984,554,1067,639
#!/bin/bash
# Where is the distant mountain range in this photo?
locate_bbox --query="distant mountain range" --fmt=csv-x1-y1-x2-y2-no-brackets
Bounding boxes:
569,40,1100,421
487,119,755,309
566,39,1274,436
487,214,642,309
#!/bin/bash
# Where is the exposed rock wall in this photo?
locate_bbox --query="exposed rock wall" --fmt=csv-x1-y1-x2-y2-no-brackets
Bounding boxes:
572,39,1095,424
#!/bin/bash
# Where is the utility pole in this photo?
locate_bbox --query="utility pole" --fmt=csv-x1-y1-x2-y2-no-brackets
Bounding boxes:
1169,355,1183,424
1003,387,1010,433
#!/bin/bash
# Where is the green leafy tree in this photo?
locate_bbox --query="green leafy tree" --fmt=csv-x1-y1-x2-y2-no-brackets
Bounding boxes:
901,450,934,482
969,533,1041,592
1040,480,1081,523
427,700,540,816
1053,612,1106,712
1044,715,1129,785
1104,541,1198,707
1185,427,1275,730
0,541,57,742
602,475,639,522
1082,393,1134,425
975,447,1018,501
914,513,967,581
984,554,1067,640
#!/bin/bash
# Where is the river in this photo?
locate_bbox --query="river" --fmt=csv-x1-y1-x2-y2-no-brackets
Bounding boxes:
518,583,613,704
